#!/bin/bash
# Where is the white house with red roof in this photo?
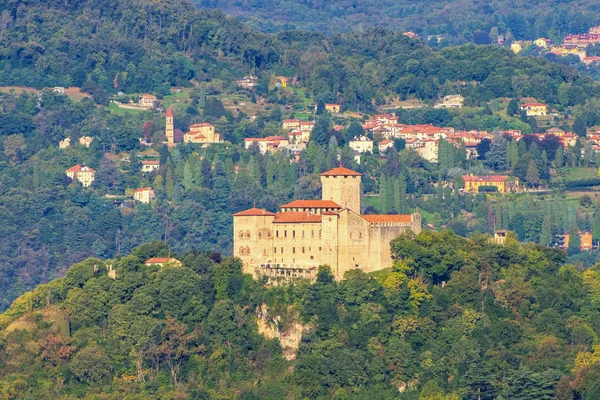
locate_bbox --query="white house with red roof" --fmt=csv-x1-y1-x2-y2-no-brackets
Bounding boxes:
233,166,421,281
133,187,155,203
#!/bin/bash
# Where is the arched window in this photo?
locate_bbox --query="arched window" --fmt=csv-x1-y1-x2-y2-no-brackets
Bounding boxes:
245,247,251,255
245,230,251,238
239,231,244,238
239,247,246,255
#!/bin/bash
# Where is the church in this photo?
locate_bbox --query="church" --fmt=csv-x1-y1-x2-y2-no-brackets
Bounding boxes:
233,166,422,281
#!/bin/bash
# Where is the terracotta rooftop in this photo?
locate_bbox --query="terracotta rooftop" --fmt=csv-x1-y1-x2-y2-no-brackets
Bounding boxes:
233,208,276,217
166,108,173,117
362,214,412,223
142,160,160,165
133,187,152,193
66,164,96,173
190,123,213,127
280,200,341,209
273,212,322,223
321,166,362,177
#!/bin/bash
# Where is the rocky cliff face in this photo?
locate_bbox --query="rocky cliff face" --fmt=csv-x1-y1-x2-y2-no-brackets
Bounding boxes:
256,303,308,361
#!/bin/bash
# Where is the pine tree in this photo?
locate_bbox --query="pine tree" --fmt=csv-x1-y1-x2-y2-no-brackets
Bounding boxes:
379,175,387,213
526,161,540,187
540,214,552,246
554,146,564,168
385,176,395,213
182,161,193,191
485,136,508,171
573,116,587,137
509,140,519,168
507,99,520,116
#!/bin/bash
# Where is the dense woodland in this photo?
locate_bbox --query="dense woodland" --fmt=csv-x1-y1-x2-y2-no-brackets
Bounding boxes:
197,0,600,41
3,0,600,309
1,234,600,398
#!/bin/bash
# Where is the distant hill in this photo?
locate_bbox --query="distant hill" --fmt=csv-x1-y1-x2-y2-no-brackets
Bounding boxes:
196,0,600,41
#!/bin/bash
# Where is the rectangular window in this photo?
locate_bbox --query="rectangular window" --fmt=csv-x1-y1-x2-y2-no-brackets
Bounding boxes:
302,247,305,253
302,230,305,238
319,247,322,251
281,247,283,253
311,230,314,238
293,247,296,253
293,230,296,238
276,230,279,238
274,247,277,253
284,230,287,238
310,255,314,260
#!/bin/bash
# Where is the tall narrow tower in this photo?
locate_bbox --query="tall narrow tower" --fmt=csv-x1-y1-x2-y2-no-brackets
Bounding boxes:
166,108,174,146
320,166,362,213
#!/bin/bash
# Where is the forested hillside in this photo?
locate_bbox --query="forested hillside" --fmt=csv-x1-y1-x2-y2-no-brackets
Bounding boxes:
197,0,600,40
3,0,600,311
1,234,600,398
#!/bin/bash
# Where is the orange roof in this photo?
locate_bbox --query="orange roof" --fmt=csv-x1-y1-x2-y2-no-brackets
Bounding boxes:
273,212,322,223
362,214,412,223
66,164,96,173
187,132,206,139
190,123,213,128
281,200,341,209
233,208,276,217
321,167,362,176
521,103,547,107
462,175,510,183
166,108,173,117
134,187,152,193
142,160,160,165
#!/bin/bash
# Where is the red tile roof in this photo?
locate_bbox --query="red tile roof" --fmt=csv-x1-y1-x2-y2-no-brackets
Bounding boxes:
233,208,276,217
362,214,413,223
280,200,341,209
134,187,152,193
273,212,322,223
66,164,96,173
321,167,362,176
142,160,160,165
190,123,213,128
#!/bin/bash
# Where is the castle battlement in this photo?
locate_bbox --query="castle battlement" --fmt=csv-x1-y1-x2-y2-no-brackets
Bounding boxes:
233,166,421,281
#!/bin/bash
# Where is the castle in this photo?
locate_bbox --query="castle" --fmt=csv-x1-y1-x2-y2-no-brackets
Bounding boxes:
233,166,421,281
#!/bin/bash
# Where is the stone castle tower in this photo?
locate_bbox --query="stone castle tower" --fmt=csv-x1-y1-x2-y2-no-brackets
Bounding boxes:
166,108,174,146
320,166,361,213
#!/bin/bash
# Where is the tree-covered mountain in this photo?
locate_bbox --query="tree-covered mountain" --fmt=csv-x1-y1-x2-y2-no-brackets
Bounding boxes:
1,233,600,398
196,0,600,41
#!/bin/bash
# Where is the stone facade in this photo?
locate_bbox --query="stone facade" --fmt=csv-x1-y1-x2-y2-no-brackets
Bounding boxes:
233,166,421,281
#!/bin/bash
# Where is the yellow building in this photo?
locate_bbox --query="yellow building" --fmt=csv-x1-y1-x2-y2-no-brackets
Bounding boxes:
511,43,522,53
184,123,223,144
461,175,519,193
66,164,96,187
520,103,548,116
233,166,422,281
325,103,341,113
145,258,182,267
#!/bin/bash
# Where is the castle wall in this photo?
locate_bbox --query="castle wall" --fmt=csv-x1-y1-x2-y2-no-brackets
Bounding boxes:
234,215,275,277
271,222,324,267
336,210,370,278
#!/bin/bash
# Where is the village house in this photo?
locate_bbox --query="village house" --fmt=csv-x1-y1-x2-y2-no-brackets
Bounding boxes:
237,75,258,88
66,164,96,187
325,103,341,113
461,175,519,193
139,94,157,109
245,136,290,154
133,187,155,204
555,231,594,251
582,56,600,67
564,33,600,46
550,44,585,56
59,138,71,149
233,166,422,281
79,136,93,148
434,95,464,109
511,43,522,53
349,136,374,154
403,31,418,38
378,139,394,153
520,103,548,116
141,160,160,173
416,139,439,162
534,38,552,48
145,258,182,267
